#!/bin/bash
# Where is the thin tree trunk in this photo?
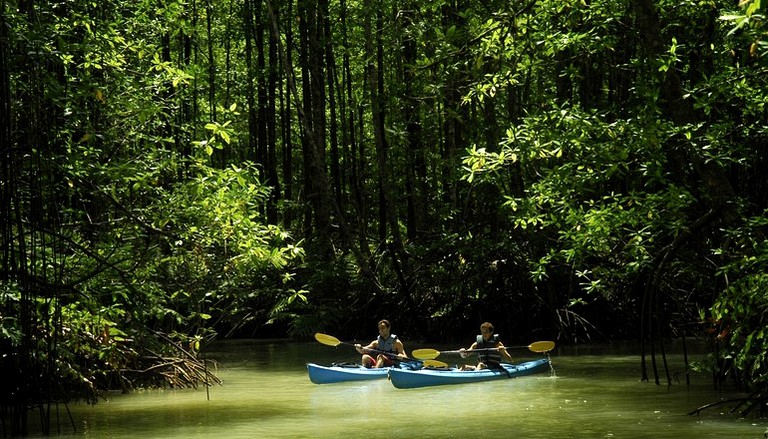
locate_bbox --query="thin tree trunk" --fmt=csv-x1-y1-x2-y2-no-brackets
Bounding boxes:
257,1,267,171
0,0,10,275
632,0,740,383
267,5,280,223
266,0,378,277
339,0,367,254
298,0,314,233
338,0,350,202
223,0,235,108
401,0,426,239
307,0,332,249
325,4,342,207
182,0,195,157
280,0,294,224
278,0,333,251
243,0,258,162
364,0,411,290
206,0,216,122
440,1,467,212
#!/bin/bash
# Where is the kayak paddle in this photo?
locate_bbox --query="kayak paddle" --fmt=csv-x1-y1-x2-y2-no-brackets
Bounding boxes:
411,340,556,360
314,332,449,368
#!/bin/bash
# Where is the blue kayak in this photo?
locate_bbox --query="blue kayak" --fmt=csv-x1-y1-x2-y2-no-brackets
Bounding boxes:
388,358,551,389
307,361,423,384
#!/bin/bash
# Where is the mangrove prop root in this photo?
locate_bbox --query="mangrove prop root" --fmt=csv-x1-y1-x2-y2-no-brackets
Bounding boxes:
122,356,222,389
689,386,767,417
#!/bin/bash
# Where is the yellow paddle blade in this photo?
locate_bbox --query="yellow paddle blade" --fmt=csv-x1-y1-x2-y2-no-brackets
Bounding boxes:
314,333,342,347
411,348,441,360
422,359,449,368
529,341,555,353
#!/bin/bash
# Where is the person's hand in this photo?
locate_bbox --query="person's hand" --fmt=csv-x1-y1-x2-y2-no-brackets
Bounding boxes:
460,348,468,359
355,343,363,354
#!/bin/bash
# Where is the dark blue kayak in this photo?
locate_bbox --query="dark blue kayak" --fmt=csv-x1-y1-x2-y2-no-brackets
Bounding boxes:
388,358,551,389
307,361,423,384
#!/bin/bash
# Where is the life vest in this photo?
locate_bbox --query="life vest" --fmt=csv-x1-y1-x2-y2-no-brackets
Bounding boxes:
476,334,501,363
377,334,398,354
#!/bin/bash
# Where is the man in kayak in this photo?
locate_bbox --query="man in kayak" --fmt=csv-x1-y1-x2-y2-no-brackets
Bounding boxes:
354,319,407,368
459,322,513,370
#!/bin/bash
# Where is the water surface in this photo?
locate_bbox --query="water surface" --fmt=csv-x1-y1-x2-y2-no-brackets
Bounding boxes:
23,339,767,438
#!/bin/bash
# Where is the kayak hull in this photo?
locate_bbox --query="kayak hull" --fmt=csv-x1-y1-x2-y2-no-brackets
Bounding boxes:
388,358,551,389
307,361,422,384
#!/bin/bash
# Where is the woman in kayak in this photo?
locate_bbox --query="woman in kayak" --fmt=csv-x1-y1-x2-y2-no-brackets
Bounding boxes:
459,322,513,370
354,319,407,368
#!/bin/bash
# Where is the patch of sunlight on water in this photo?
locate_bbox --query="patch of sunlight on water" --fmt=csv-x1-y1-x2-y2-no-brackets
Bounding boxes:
20,340,768,438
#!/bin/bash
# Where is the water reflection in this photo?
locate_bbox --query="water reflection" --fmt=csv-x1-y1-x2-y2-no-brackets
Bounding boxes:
19,340,768,438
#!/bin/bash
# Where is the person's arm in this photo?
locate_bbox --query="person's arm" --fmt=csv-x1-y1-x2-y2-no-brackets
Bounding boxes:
394,339,407,359
460,342,478,358
497,343,513,362
355,340,378,354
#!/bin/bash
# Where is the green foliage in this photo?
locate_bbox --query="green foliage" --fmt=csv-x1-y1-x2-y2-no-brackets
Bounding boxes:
4,0,768,408
2,0,303,398
709,215,768,386
463,108,686,293
0,284,23,347
85,154,306,338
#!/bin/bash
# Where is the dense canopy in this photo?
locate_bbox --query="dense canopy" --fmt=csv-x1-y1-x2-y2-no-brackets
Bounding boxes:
2,0,768,432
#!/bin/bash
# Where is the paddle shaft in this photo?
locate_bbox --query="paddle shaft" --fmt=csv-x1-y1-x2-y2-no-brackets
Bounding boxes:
314,333,447,367
411,341,555,360
339,340,409,360
352,343,450,367
455,342,554,354
353,344,449,368
447,347,515,354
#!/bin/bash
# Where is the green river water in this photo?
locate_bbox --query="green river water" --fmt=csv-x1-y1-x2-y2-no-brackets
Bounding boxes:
20,339,768,438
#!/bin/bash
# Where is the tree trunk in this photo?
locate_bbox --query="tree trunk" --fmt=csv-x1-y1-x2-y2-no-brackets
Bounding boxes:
257,0,268,171
267,5,280,223
401,0,427,239
281,0,294,222
339,0,369,258
206,0,216,122
364,0,411,290
243,0,258,162
325,0,342,208
632,0,739,382
182,0,195,158
267,0,375,272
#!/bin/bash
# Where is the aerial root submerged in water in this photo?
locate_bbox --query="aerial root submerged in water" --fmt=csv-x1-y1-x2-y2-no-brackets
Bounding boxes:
120,354,222,391
687,385,768,417
116,331,223,392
